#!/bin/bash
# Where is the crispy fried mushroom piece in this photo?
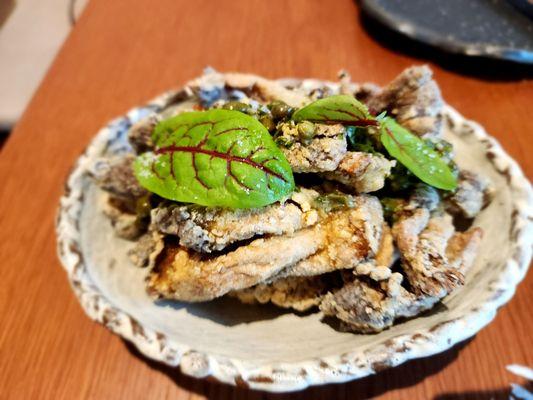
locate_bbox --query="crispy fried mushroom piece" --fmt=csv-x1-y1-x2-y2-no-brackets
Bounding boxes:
392,209,483,298
128,230,164,269
92,154,148,201
230,275,337,312
128,115,159,154
277,195,383,278
188,71,310,108
277,121,393,193
101,194,145,240
375,223,395,268
445,170,492,218
321,152,395,193
277,122,348,173
320,273,439,333
322,206,484,334
366,66,444,138
92,155,150,239
147,196,383,301
147,227,324,302
151,188,321,253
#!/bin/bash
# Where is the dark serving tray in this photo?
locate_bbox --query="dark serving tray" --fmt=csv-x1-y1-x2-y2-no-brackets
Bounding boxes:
360,0,533,64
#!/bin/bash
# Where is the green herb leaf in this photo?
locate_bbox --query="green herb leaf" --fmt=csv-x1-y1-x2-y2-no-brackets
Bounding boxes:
346,126,378,153
380,118,457,190
134,109,295,208
292,95,377,127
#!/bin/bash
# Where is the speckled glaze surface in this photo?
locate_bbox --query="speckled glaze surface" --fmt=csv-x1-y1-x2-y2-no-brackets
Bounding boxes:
56,75,532,392
360,0,533,64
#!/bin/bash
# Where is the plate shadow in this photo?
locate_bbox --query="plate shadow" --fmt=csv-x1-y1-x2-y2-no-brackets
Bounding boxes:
155,296,293,326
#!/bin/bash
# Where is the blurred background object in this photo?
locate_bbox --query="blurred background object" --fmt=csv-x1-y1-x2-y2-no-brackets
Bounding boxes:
0,0,16,29
360,0,533,64
0,0,88,143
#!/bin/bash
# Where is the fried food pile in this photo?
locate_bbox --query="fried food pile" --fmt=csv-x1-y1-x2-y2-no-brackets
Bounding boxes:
91,67,491,333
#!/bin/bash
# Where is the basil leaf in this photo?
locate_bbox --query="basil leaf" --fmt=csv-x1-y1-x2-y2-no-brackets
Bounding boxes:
380,118,457,191
292,95,378,127
134,110,295,208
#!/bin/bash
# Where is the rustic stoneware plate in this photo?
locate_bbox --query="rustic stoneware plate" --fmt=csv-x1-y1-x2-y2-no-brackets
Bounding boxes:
56,74,532,392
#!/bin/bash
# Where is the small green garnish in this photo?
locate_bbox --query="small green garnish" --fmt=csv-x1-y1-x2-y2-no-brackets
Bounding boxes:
134,109,295,209
221,101,250,113
314,193,355,212
259,114,276,132
297,121,316,145
268,100,295,121
274,136,294,148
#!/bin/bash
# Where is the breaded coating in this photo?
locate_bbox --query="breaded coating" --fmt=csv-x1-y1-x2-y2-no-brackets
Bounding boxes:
445,170,492,218
147,196,383,301
127,99,198,154
127,115,159,154
230,275,336,312
92,154,147,201
320,273,438,333
392,209,483,298
321,152,395,193
127,230,164,269
278,122,393,194
101,194,145,240
147,227,324,302
278,123,347,173
92,155,149,239
366,66,444,138
278,195,383,278
322,207,483,334
151,188,321,253
374,223,395,268
446,228,483,272
320,217,482,334
188,70,310,108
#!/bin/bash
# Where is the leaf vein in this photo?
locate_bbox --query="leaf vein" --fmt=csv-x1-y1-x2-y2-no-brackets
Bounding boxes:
155,145,287,182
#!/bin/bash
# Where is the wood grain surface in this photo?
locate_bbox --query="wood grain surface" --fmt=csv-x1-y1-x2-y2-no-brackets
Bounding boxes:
0,1,531,399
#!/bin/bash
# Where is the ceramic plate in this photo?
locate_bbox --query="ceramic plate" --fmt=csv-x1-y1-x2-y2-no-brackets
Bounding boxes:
56,76,532,392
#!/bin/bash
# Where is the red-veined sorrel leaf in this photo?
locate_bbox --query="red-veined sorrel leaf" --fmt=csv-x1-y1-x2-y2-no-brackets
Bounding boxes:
380,117,457,190
292,95,377,127
134,109,295,208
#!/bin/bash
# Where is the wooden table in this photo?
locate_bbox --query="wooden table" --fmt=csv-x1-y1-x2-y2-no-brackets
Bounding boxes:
1,1,531,398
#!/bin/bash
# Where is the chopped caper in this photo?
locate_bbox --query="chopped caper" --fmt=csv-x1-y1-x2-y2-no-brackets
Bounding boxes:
269,100,295,120
259,115,276,132
297,121,316,144
314,193,355,212
222,101,249,113
274,136,294,148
